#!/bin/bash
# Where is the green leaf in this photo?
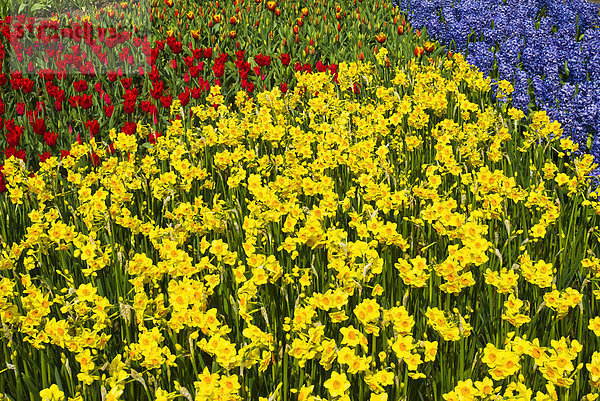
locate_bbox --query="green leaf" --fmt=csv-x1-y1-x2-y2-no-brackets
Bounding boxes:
21,376,40,400
30,3,48,12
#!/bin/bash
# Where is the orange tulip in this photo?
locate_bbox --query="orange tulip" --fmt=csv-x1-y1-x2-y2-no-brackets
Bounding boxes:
375,32,386,43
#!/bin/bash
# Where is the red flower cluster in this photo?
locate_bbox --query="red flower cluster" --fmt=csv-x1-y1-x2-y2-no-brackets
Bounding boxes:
4,119,24,147
235,51,254,94
212,52,228,77
280,53,291,66
68,93,94,109
9,72,34,93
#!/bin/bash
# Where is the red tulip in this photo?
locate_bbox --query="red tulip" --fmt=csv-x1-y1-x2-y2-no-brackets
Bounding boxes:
104,105,114,117
39,151,52,164
73,79,88,92
122,122,137,135
43,131,58,146
178,90,190,106
85,119,100,138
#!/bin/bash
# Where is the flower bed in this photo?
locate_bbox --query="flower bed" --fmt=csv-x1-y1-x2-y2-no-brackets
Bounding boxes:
1,1,600,401
0,0,436,176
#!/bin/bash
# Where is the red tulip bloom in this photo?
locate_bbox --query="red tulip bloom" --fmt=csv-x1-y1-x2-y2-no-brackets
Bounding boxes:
178,90,190,106
21,78,34,93
78,94,93,109
124,88,139,103
149,48,160,65
38,69,55,81
39,151,52,163
108,71,118,82
43,131,58,146
122,121,137,135
192,48,203,59
150,80,164,99
191,87,202,99
31,118,47,136
212,53,228,77
190,65,201,78
148,65,160,82
124,100,136,114
5,119,15,132
121,77,133,90
167,37,182,54
244,79,254,94
73,79,88,92
160,95,173,109
6,128,23,147
140,101,157,116
280,53,291,66
105,36,120,49
0,171,6,193
85,119,100,138
184,56,195,68
255,53,271,67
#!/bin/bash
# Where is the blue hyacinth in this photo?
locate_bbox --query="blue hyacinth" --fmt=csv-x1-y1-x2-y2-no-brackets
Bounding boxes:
395,0,600,177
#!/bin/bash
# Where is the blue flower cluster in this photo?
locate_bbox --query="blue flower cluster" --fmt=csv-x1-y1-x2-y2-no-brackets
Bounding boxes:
397,0,600,172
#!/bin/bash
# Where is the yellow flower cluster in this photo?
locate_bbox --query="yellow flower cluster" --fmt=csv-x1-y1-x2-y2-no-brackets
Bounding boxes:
1,53,600,400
